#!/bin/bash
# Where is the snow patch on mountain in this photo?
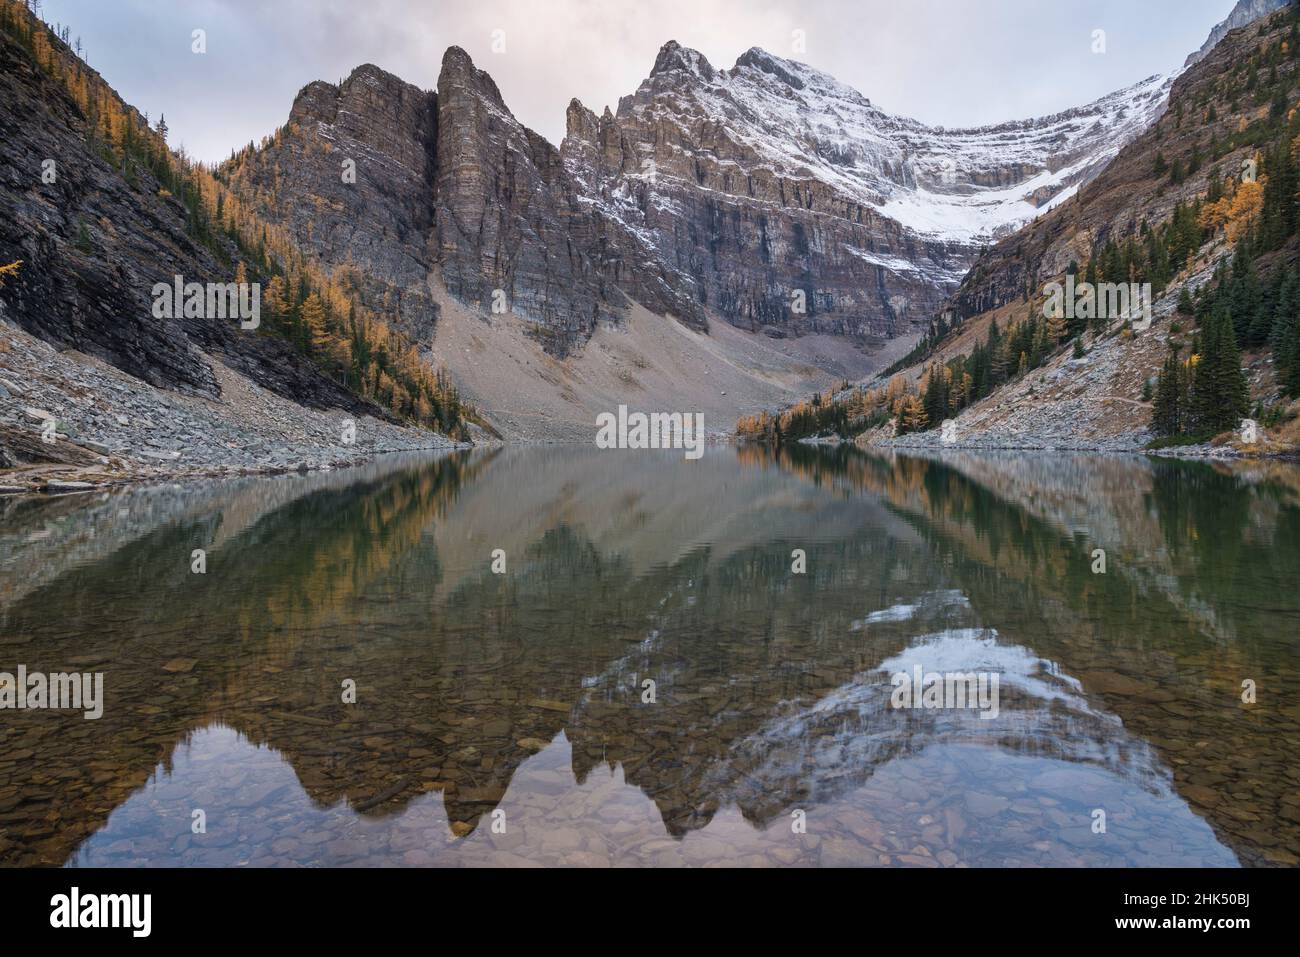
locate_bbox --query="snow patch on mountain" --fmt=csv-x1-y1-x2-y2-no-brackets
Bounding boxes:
624,44,1174,244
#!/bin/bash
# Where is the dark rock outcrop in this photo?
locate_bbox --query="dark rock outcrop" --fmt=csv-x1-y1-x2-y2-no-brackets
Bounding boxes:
0,36,218,396
0,27,387,417
226,63,443,342
433,47,704,353
228,48,705,357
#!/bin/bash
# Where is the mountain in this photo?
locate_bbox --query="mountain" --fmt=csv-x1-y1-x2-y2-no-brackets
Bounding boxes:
0,14,341,406
948,2,1300,353
0,0,476,485
1187,0,1292,66
219,46,891,439
224,64,443,346
5,0,1291,457
821,1,1300,454
233,38,1178,363
211,0,1300,382
223,47,705,358
562,42,1171,342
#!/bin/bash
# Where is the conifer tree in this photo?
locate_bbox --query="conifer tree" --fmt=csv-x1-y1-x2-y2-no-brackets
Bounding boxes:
1191,308,1250,434
896,394,928,435
300,292,328,353
1280,317,1300,397
1152,351,1188,436
263,274,289,326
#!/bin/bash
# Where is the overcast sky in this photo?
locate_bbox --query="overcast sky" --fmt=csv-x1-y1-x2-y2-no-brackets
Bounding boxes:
38,0,1235,163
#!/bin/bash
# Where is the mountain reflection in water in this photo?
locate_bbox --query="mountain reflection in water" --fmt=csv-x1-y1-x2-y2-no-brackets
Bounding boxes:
1,445,1297,867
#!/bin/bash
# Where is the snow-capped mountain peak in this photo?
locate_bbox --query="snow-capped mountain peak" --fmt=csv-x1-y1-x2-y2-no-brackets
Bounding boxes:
618,41,1173,244
561,40,1179,341
650,39,717,80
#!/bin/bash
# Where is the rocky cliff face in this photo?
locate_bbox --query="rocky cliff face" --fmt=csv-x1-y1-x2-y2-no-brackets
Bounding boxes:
0,33,217,397
224,11,1287,360
561,42,1171,342
235,41,1171,357
227,47,704,357
1186,0,1292,66
432,47,704,353
226,64,442,342
0,26,369,414
228,35,1256,360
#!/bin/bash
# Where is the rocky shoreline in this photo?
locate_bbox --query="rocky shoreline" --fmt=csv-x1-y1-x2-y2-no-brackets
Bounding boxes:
0,320,470,496
5,298,1293,503
788,426,1300,461
862,434,1299,461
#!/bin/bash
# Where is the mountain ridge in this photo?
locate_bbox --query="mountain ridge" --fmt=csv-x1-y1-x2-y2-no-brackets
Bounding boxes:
753,1,1300,456
4,0,1294,464
0,0,478,488
232,32,1189,360
1187,0,1292,66
209,1,1294,368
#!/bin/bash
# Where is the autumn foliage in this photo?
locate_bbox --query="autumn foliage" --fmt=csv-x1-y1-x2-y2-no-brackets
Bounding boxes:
0,0,480,440
737,375,916,443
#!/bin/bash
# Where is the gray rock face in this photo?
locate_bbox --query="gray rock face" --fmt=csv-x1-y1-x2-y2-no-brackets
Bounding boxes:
563,95,954,343
560,41,1168,343
223,39,1181,360
561,49,948,343
0,37,218,396
228,64,442,341
232,48,704,357
433,47,704,354
0,27,390,418
1186,0,1291,66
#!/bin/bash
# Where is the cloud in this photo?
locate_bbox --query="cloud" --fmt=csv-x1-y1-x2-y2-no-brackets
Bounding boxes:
41,0,1233,163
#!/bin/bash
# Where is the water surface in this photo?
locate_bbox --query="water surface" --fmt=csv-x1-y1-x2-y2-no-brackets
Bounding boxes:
1,446,1297,867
